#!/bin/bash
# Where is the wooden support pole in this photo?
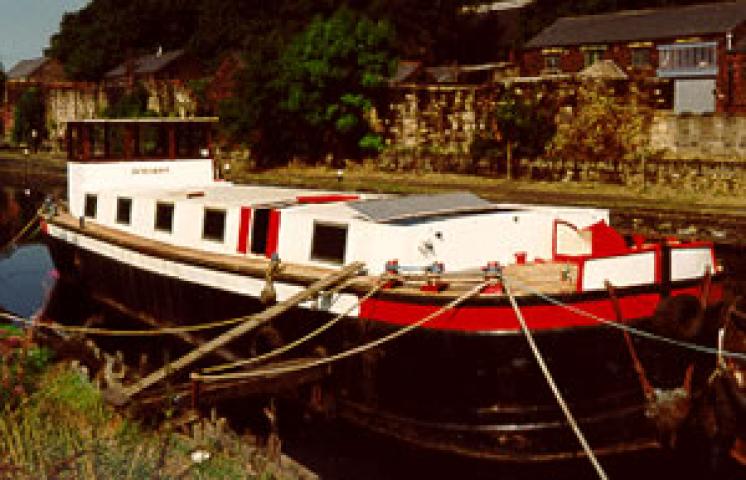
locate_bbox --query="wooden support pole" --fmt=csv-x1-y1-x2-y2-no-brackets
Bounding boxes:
105,262,364,405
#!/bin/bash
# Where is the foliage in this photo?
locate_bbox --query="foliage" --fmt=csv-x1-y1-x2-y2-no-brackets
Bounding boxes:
46,0,728,82
11,88,47,145
0,338,53,410
103,82,152,118
47,0,200,80
0,62,5,106
472,87,556,176
277,7,395,162
547,81,654,172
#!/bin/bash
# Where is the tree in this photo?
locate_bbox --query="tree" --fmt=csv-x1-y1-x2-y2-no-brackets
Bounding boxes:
12,88,46,146
547,81,653,180
0,62,5,100
47,0,199,80
0,63,6,134
277,7,395,162
483,87,556,178
103,82,151,118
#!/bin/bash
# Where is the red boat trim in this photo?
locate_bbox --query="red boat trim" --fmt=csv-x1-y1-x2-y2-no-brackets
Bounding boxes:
296,194,359,204
236,207,252,254
360,292,662,332
265,209,281,257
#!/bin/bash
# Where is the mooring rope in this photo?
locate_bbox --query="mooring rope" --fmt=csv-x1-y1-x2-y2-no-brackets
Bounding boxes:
191,281,492,382
0,307,290,336
503,276,746,362
1,208,42,251
503,280,609,480
202,280,387,374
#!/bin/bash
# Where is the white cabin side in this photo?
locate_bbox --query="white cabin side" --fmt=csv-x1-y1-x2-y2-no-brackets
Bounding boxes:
68,159,215,218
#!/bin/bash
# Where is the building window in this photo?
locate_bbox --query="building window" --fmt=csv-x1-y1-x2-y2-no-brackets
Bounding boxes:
202,208,226,242
154,202,174,233
583,48,604,67
657,42,717,77
310,222,348,264
116,197,132,225
583,47,606,67
544,54,560,72
84,194,97,218
631,48,651,68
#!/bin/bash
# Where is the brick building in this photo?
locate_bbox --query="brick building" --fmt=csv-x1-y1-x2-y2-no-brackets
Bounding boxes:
521,1,746,113
2,57,66,140
2,57,104,145
104,48,203,117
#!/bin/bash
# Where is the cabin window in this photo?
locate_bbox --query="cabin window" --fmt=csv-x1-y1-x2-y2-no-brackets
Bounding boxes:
202,208,226,242
116,197,132,225
84,194,97,218
154,202,174,233
310,222,348,264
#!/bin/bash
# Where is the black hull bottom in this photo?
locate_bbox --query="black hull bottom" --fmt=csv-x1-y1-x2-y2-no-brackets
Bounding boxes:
45,235,707,462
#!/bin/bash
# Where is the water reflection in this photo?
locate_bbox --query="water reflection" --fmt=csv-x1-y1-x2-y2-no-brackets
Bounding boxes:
0,186,54,317
0,243,56,318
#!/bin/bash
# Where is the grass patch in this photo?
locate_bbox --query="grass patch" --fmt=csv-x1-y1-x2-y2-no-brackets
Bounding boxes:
229,164,746,215
0,324,23,338
0,363,268,479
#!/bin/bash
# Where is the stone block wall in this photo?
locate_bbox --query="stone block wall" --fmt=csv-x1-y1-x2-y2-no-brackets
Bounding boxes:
46,84,106,145
382,84,497,171
650,111,746,160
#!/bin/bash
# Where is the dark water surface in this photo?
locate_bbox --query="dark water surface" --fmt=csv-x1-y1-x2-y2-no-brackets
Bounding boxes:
2,186,745,479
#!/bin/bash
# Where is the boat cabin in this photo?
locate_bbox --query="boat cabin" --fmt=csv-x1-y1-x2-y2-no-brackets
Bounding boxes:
64,118,716,290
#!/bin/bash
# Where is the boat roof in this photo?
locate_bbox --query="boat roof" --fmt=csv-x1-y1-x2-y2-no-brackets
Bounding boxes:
97,183,383,211
349,192,498,223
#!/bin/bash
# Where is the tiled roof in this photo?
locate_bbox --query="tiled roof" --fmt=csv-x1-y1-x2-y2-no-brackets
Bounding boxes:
6,57,48,79
105,49,185,78
526,1,746,48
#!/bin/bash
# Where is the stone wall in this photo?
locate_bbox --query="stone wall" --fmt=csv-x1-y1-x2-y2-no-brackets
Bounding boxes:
46,84,107,145
650,111,746,160
382,84,497,171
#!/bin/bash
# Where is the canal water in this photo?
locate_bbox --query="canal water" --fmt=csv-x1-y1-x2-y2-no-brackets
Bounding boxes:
1,184,745,479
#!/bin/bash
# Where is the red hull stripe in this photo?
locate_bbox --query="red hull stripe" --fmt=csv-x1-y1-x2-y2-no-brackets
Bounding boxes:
360,293,662,332
237,207,252,254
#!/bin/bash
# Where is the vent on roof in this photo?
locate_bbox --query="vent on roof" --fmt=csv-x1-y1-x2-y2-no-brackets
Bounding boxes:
349,192,496,223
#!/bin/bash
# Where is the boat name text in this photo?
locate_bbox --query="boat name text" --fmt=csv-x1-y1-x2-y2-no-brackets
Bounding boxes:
132,167,170,175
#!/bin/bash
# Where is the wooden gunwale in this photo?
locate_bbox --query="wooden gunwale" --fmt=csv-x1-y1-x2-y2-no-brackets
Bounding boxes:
48,211,653,302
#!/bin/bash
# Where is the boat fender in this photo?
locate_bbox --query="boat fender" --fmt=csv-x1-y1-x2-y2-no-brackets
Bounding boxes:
260,254,282,305
651,294,705,342
645,366,693,449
